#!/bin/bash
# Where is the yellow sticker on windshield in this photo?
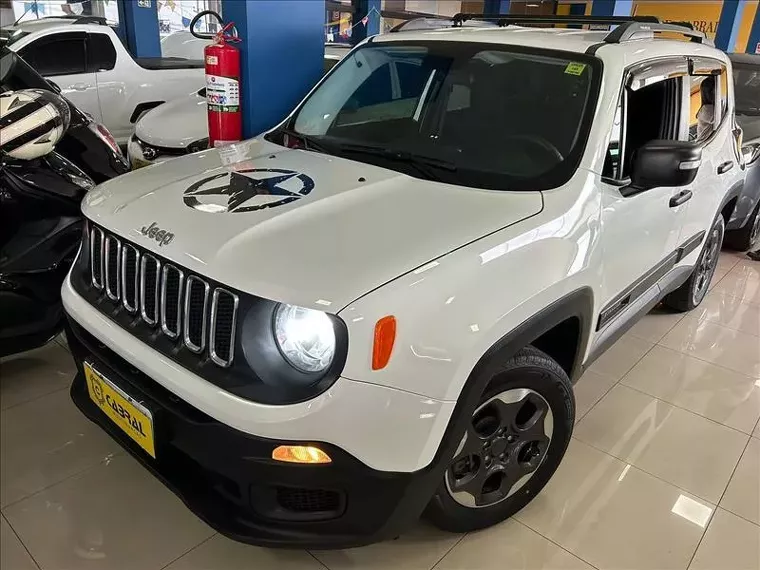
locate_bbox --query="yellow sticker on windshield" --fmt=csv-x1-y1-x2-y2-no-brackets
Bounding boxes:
565,62,587,76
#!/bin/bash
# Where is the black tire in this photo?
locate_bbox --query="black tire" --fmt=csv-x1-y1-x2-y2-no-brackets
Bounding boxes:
663,214,725,312
725,202,760,252
424,346,574,533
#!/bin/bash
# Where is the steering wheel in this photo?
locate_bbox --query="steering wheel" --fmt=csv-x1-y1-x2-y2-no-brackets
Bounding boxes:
502,134,564,164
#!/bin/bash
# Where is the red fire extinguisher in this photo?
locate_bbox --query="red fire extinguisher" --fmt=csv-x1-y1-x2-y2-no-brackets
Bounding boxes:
190,11,242,147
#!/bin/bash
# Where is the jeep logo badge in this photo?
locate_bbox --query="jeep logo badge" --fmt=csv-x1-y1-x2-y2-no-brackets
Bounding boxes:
183,168,315,213
140,222,175,247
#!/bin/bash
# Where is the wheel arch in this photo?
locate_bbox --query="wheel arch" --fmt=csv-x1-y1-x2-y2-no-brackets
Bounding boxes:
467,287,594,389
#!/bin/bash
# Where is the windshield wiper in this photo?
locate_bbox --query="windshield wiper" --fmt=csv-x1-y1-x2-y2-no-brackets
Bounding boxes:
275,128,332,154
337,143,457,182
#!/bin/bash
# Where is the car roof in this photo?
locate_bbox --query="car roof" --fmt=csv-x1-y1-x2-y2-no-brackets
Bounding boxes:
371,24,728,65
5,16,108,33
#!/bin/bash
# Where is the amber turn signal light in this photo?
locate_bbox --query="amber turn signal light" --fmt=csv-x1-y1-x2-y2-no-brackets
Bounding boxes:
372,315,396,370
272,445,332,464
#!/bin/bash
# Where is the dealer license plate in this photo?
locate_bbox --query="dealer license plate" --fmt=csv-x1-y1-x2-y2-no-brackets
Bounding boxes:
85,362,156,458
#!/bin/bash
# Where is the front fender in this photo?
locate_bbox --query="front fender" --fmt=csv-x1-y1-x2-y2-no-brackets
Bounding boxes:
338,174,602,402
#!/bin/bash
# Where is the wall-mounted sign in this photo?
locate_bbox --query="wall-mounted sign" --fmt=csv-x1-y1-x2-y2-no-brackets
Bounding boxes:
138,0,151,7
756,42,760,55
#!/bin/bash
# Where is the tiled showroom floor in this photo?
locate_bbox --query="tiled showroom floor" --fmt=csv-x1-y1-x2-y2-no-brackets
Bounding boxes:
1,251,758,570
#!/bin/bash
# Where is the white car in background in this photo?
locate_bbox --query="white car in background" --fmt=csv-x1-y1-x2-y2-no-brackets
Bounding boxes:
128,44,351,167
1,16,204,144
160,30,211,59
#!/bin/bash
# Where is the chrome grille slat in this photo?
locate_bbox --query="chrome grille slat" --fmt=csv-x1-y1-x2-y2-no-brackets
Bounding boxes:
209,288,239,367
86,225,237,367
90,227,105,289
121,244,140,313
160,265,184,339
140,254,161,326
104,236,121,301
183,276,210,353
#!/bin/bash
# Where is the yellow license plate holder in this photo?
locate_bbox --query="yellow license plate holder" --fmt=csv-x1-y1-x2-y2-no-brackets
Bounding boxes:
85,362,156,458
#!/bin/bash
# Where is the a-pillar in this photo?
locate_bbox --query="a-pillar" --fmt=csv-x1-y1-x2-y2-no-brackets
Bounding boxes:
118,0,160,58
221,0,325,139
590,0,633,17
352,0,380,45
744,2,760,54
715,0,749,52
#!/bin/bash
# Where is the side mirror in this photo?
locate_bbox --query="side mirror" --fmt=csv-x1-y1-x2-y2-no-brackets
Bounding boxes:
742,143,760,166
628,140,702,193
46,79,61,94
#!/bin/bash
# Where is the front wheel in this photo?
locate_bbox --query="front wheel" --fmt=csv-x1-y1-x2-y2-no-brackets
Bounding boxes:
425,346,574,533
663,215,725,312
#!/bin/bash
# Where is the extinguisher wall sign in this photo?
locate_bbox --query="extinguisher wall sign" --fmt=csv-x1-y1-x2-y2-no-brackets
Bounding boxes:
191,11,243,148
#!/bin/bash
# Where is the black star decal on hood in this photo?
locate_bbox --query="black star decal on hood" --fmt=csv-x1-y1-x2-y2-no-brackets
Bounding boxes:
183,168,315,213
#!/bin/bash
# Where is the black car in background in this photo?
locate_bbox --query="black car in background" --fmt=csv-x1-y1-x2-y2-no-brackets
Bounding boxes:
727,53,760,251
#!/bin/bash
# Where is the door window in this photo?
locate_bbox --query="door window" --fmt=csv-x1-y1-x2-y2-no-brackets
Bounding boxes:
87,33,116,72
603,75,683,181
18,33,87,77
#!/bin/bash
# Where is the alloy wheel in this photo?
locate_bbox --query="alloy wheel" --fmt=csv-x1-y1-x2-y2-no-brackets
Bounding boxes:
445,388,553,508
692,224,722,305
750,210,760,249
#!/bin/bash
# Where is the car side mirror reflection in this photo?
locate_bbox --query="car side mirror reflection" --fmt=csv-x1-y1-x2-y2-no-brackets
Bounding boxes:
627,140,702,195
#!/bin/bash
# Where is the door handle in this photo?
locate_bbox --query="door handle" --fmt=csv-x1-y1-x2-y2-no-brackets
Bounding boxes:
718,161,734,174
70,83,89,91
669,190,693,208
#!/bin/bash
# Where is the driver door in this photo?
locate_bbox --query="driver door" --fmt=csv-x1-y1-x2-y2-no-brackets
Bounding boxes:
596,58,690,333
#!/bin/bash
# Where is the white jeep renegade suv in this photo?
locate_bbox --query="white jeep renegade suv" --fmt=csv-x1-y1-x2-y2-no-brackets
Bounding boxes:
61,15,745,548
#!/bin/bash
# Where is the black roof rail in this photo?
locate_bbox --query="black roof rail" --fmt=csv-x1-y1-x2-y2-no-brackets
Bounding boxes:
451,13,660,27
41,15,107,25
449,13,707,44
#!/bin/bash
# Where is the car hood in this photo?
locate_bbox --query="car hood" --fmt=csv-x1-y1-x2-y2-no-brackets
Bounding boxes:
135,92,207,149
83,139,543,310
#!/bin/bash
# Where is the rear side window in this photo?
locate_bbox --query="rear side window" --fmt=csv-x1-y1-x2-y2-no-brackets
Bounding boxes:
18,33,86,76
88,33,116,72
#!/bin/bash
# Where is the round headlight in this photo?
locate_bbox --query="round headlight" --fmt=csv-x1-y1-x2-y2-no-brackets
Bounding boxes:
274,304,336,373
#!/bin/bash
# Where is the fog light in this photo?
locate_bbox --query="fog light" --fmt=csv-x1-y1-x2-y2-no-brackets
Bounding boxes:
272,445,332,464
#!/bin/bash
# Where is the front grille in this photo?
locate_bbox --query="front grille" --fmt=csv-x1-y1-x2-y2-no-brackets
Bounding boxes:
87,227,238,367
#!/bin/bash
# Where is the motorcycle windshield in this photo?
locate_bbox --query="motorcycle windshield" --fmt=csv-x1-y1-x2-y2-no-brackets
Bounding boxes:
0,47,51,92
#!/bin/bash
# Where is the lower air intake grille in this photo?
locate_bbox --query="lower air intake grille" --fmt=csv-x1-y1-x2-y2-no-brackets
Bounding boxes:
275,487,342,514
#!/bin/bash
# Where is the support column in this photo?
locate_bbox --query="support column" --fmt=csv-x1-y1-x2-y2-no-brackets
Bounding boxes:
746,3,760,53
590,0,633,17
715,0,748,51
221,0,325,139
118,0,160,58
352,0,380,45
484,0,510,16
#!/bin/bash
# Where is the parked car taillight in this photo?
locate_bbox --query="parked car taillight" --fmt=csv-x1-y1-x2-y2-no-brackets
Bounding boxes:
91,123,124,159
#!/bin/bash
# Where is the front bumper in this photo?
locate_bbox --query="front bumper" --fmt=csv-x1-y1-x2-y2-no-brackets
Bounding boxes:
65,316,445,548
126,135,184,169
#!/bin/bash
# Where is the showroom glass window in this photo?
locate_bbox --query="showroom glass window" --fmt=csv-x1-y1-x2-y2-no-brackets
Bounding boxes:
733,62,760,117
290,42,601,191
18,33,86,76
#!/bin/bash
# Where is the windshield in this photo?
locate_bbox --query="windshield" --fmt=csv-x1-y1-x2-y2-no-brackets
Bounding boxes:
734,63,760,117
0,29,30,48
278,41,600,190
